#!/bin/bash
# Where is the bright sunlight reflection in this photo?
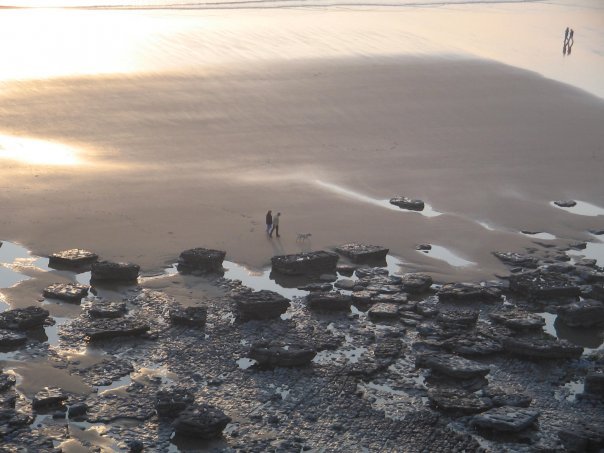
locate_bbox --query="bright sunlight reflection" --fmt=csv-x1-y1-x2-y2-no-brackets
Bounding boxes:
0,135,81,166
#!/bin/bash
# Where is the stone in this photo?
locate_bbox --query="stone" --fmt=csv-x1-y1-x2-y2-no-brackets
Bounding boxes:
234,290,290,320
436,310,478,328
354,267,389,279
471,407,539,432
91,260,140,284
177,248,226,274
584,369,604,397
48,249,98,270
389,196,424,211
299,282,333,292
489,308,546,330
42,283,89,303
558,299,604,327
336,264,357,276
368,303,400,321
249,341,317,367
32,387,68,410
437,283,501,302
589,229,604,236
441,334,503,356
424,373,489,393
374,337,404,358
127,440,144,453
416,352,490,379
483,388,532,408
400,273,433,293
373,293,408,304
335,243,389,263
0,329,27,347
67,402,88,418
416,244,432,251
271,251,339,276
509,269,581,299
502,336,583,359
559,422,604,452
350,291,375,309
169,306,207,327
416,297,439,317
88,300,127,319
0,306,49,330
156,387,195,417
0,373,16,392
554,200,576,208
334,279,356,290
173,404,231,439
84,319,150,342
428,388,492,414
492,252,539,268
306,292,351,311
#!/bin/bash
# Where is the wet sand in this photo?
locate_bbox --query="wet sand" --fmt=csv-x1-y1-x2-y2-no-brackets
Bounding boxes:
1,57,603,282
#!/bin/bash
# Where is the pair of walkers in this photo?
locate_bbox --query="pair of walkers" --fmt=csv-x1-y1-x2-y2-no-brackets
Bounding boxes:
265,210,281,238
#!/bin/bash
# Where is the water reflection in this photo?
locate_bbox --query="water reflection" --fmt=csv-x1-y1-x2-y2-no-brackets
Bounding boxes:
0,135,81,166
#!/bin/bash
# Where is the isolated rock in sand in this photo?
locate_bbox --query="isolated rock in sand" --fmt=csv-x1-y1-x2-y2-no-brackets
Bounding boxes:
88,300,127,319
416,352,490,379
249,340,317,367
271,251,338,276
48,248,98,270
234,290,290,320
91,260,140,284
508,269,581,299
43,283,89,303
306,292,352,311
0,329,27,347
84,318,150,341
389,196,424,211
177,248,226,274
0,306,49,330
554,200,577,208
335,243,389,263
437,283,501,302
502,336,583,359
489,307,546,330
173,404,231,439
558,299,604,327
169,306,207,327
471,406,539,432
428,388,492,414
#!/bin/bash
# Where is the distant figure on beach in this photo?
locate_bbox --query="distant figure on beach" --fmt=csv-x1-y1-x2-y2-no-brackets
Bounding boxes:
265,210,272,235
564,27,569,41
270,212,281,238
569,29,574,40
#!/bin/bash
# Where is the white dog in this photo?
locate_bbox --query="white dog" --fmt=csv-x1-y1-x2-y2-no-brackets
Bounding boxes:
296,233,312,242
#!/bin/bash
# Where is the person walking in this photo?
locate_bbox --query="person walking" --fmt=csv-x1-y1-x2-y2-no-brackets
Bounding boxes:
270,212,281,238
564,27,569,41
569,29,574,40
265,210,272,235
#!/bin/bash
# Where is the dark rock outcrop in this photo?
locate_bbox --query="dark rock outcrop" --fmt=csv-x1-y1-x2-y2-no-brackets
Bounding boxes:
0,306,49,330
368,303,399,321
492,252,539,268
502,336,583,359
234,290,290,320
88,300,127,319
32,387,68,410
471,407,539,432
43,283,89,303
335,243,389,263
584,368,604,397
48,249,98,270
173,404,231,439
436,310,478,329
558,299,604,327
91,261,140,284
0,329,27,347
416,352,490,379
84,319,150,342
249,341,317,367
177,248,226,274
489,307,545,330
389,197,424,211
437,283,501,302
554,200,576,208
441,334,503,357
271,251,338,276
67,402,88,418
428,388,492,414
169,306,208,327
306,292,351,311
400,273,433,293
509,269,581,299
559,422,604,452
156,388,195,417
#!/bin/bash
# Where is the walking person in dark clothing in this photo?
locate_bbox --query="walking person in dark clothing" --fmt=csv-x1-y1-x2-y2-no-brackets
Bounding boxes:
270,212,281,238
265,210,273,235
564,27,569,41
569,29,574,40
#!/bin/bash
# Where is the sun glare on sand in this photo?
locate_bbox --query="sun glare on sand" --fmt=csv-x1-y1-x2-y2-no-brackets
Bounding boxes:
0,135,81,166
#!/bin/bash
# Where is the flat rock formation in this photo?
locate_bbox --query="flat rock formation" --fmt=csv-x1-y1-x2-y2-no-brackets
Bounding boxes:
428,388,492,414
177,248,226,274
271,251,338,276
400,273,433,293
437,283,501,302
558,299,604,327
509,269,581,299
489,307,545,330
48,249,98,270
169,306,207,327
249,341,317,367
156,388,195,418
234,290,290,320
88,300,127,319
335,243,389,263
173,404,231,439
368,303,400,321
43,283,89,303
502,336,583,359
306,292,352,311
91,260,140,284
84,319,150,342
0,329,27,347
32,387,68,410
0,306,49,330
471,406,539,432
416,352,490,379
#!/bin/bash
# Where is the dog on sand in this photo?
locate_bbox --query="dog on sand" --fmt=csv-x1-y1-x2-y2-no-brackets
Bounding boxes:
296,233,312,242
